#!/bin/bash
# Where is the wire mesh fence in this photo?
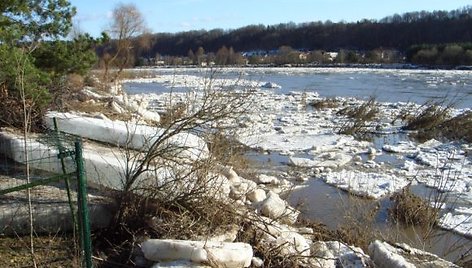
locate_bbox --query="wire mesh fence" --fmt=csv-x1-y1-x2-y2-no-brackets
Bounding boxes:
0,126,93,267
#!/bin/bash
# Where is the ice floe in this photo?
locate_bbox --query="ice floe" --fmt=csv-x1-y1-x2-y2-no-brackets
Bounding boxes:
439,207,472,238
321,170,410,199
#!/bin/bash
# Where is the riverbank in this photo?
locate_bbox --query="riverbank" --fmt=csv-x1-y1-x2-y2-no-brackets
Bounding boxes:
138,63,472,71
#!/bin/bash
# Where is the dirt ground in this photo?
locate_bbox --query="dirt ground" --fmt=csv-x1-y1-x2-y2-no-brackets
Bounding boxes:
0,235,77,267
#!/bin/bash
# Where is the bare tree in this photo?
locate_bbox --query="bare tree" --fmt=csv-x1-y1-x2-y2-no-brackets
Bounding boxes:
111,71,256,225
103,3,146,82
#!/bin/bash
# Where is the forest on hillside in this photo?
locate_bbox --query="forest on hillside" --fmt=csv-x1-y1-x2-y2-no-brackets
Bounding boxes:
124,6,472,66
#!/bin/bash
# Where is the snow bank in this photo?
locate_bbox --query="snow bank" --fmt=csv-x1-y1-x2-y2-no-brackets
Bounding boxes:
322,170,409,199
141,239,253,268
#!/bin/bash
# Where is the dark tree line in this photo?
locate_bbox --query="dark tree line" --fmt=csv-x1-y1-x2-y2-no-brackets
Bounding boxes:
134,6,472,59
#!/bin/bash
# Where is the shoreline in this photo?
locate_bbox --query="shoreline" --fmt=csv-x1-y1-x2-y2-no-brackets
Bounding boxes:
135,63,472,71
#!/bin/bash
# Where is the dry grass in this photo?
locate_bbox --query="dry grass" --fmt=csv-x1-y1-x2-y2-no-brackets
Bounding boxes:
115,70,153,80
63,99,132,122
94,193,243,267
401,101,472,143
389,187,439,228
337,97,379,136
436,111,472,143
402,100,452,132
0,235,78,267
309,98,339,110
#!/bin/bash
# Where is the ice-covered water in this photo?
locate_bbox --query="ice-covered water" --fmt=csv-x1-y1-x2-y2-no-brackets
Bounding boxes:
123,67,472,261
125,67,472,109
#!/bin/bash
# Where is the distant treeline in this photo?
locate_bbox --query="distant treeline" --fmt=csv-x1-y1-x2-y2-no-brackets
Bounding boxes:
139,7,472,57
407,43,472,66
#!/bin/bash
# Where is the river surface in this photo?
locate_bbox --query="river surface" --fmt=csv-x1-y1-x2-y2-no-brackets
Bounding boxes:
125,67,472,263
126,67,472,109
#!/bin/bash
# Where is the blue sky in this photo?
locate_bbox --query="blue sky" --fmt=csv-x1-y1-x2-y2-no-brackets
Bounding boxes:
70,0,471,37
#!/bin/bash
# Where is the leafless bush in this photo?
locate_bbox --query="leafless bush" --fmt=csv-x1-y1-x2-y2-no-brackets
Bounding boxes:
401,100,472,143
337,97,379,136
0,82,45,130
309,98,339,110
236,218,307,267
436,111,472,143
96,72,255,265
389,187,439,228
402,100,452,131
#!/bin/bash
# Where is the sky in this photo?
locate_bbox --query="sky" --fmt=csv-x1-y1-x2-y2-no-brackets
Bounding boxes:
70,0,471,37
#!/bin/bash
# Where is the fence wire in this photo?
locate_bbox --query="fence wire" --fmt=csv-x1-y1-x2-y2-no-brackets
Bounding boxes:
0,129,92,267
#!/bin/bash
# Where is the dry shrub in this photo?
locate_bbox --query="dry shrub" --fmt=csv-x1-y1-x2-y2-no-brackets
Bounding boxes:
437,111,472,143
0,82,45,130
337,97,379,135
389,187,439,227
65,74,85,92
337,97,378,121
401,100,472,143
83,75,100,87
114,69,152,80
236,220,304,268
310,98,339,110
94,192,243,266
335,198,381,250
402,100,452,131
297,218,338,241
206,131,253,176
159,102,188,128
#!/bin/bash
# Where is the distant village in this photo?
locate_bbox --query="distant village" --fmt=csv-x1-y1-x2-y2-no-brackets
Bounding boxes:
142,47,405,67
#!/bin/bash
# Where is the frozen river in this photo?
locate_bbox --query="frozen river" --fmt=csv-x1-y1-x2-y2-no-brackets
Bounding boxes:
124,67,472,262
125,67,472,109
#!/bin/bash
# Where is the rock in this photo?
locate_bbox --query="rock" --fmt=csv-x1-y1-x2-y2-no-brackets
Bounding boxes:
368,240,459,268
141,239,253,268
246,189,266,203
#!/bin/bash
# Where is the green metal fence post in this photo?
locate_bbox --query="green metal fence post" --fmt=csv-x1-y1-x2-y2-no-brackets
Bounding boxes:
53,117,78,239
75,140,93,268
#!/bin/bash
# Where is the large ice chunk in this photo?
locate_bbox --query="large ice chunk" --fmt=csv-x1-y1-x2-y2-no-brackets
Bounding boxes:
44,112,209,161
141,239,253,268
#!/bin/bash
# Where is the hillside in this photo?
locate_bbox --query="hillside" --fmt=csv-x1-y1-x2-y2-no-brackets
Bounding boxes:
140,6,472,57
